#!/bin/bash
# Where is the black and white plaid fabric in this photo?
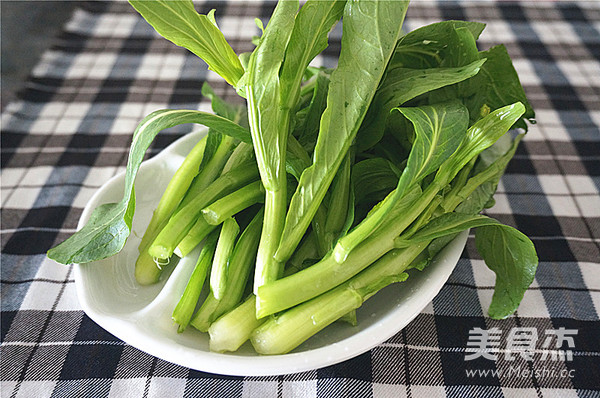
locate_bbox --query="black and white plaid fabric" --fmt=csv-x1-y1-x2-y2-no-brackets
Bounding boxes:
2,1,599,397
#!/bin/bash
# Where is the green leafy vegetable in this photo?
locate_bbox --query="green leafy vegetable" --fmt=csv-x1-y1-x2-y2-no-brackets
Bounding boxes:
476,225,538,319
47,109,250,265
245,0,298,291
357,60,485,151
390,20,485,69
210,218,240,300
334,100,469,262
47,0,540,355
465,44,536,129
129,0,244,86
275,0,410,263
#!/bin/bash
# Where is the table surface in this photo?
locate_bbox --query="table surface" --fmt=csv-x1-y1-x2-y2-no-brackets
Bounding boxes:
1,1,599,397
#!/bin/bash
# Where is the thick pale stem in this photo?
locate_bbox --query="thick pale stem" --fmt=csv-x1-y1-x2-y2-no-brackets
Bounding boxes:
251,243,426,355
174,216,216,258
134,250,164,286
208,296,265,353
256,181,441,317
148,164,258,259
202,180,264,225
253,187,286,293
172,232,218,332
210,218,239,300
251,288,363,355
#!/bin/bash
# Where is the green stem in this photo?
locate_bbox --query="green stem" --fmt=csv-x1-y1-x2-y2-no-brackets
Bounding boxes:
338,310,357,326
139,135,207,252
310,205,329,258
202,180,265,225
284,230,319,277
148,163,259,259
171,231,218,332
177,134,236,211
402,194,443,240
189,209,263,332
440,156,477,213
221,142,255,175
253,185,287,293
213,208,263,317
135,135,207,285
208,296,265,353
251,288,363,355
134,251,165,286
210,218,239,300
322,149,353,252
190,293,221,333
251,243,427,355
256,181,442,318
173,216,216,258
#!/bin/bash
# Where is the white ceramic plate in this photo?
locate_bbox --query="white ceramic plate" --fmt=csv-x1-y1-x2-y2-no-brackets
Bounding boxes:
74,128,468,376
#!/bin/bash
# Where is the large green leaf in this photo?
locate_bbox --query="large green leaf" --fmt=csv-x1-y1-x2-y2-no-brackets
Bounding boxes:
275,0,410,263
47,109,250,264
246,0,298,190
352,158,399,205
357,59,485,151
437,102,526,183
476,224,538,319
294,71,331,153
334,100,469,262
390,20,486,69
279,0,344,109
465,45,535,129
129,0,244,87
451,133,524,214
395,211,538,319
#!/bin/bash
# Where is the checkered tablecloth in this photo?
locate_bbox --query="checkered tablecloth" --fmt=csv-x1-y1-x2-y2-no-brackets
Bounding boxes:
2,1,599,397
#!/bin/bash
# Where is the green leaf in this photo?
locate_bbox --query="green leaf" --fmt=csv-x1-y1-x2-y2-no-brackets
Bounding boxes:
440,27,481,68
398,213,501,245
352,158,399,206
452,133,524,214
285,135,312,181
437,102,526,183
357,59,485,151
129,0,244,87
195,82,248,178
334,100,469,262
476,224,538,319
279,0,344,109
246,0,298,190
465,45,535,129
323,149,354,252
275,0,410,263
47,109,250,265
396,211,538,319
201,82,247,128
429,27,482,102
294,71,330,152
390,20,486,69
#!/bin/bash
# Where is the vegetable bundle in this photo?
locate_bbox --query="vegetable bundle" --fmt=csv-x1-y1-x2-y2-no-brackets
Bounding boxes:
48,0,538,355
